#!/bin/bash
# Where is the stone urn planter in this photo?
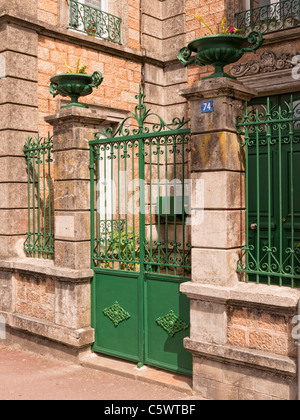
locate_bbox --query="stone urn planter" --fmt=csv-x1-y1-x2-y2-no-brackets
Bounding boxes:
49,71,103,109
178,31,264,80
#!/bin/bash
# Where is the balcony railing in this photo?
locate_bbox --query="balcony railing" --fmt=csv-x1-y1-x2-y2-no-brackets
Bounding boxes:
236,0,300,35
69,0,122,45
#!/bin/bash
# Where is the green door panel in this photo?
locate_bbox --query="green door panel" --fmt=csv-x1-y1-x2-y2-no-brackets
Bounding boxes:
144,275,192,375
92,269,142,362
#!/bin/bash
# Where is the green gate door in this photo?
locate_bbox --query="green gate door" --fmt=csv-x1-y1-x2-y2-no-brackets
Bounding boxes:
89,88,192,375
237,93,300,287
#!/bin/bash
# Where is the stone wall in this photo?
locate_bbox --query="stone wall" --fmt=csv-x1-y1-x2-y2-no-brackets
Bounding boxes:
227,307,297,358
0,258,94,359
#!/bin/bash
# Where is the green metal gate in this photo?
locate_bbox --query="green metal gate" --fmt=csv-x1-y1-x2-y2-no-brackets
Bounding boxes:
89,87,192,375
237,93,300,288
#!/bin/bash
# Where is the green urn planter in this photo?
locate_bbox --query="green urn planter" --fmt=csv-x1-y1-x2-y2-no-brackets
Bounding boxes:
178,31,264,80
49,71,103,109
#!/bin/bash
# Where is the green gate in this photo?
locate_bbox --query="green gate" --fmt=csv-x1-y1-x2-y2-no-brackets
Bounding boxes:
89,87,192,375
237,93,300,288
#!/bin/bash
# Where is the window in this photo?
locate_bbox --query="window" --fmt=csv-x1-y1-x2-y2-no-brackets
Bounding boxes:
237,0,300,34
69,0,122,45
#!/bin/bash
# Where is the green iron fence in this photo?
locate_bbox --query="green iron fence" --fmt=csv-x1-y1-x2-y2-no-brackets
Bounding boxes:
23,134,54,259
236,0,300,35
69,0,122,45
236,94,300,288
90,88,192,277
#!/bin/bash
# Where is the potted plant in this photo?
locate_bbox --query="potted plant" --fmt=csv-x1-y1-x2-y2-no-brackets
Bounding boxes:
284,14,300,28
178,17,264,80
49,60,103,109
86,22,97,37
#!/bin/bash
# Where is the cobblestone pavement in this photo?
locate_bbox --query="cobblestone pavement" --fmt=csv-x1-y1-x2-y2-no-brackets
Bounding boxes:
0,344,195,401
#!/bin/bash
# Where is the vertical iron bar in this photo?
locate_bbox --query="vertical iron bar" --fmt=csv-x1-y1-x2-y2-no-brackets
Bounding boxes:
278,102,283,286
245,104,250,282
157,139,161,274
173,134,177,276
110,143,114,269
43,143,46,259
131,141,135,271
165,136,169,276
97,146,101,266
90,145,95,269
32,138,36,258
37,138,41,258
124,142,128,270
118,142,121,270
48,135,53,259
104,144,107,265
266,98,272,285
255,107,260,283
26,141,31,256
290,95,295,288
150,138,153,273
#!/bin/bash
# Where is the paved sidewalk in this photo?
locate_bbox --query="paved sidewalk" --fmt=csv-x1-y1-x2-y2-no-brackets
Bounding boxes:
0,344,197,401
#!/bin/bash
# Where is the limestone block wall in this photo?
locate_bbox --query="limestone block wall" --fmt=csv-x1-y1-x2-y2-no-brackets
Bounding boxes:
227,306,297,359
0,260,94,357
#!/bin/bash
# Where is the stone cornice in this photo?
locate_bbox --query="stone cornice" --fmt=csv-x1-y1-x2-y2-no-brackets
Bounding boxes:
180,281,300,314
0,258,94,282
184,338,297,377
231,50,298,78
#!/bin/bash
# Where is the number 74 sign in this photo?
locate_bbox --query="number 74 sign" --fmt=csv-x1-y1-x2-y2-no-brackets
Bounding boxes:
201,100,213,113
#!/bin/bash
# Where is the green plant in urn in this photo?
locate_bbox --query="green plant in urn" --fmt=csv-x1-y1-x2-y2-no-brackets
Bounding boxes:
178,17,264,80
49,60,104,109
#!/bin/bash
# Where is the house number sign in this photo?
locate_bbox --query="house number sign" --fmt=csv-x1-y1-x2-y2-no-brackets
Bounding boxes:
201,100,213,113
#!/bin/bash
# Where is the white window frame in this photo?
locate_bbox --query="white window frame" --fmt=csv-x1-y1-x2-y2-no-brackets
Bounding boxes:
245,0,278,9
69,0,108,34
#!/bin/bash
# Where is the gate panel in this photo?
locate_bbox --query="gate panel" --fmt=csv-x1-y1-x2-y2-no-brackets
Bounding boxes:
92,270,142,361
90,87,192,373
145,275,192,375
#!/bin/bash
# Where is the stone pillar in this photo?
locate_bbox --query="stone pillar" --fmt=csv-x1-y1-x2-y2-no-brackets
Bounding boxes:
45,107,107,270
180,78,256,354
0,5,39,258
179,79,300,400
181,78,256,288
179,78,256,358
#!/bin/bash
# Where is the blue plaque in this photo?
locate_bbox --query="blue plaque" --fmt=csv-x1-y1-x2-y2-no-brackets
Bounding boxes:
201,100,213,113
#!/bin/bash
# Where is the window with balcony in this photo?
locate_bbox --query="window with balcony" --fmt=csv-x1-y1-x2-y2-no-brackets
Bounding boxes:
236,0,300,35
69,0,122,45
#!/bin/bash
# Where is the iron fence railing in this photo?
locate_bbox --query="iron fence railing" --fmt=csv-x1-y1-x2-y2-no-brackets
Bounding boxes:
69,0,122,45
236,0,300,35
236,95,300,288
23,134,54,260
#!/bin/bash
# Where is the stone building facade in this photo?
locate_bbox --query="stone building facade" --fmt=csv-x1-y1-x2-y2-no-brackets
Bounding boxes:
0,0,300,400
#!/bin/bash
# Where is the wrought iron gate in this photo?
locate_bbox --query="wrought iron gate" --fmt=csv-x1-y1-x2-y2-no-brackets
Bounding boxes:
89,88,192,375
237,93,300,288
